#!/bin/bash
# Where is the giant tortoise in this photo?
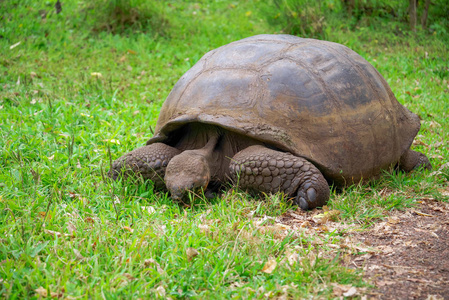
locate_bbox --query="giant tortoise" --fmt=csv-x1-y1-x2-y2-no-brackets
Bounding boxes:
109,34,431,210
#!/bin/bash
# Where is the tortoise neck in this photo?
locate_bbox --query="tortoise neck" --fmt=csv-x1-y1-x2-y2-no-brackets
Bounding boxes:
204,134,220,151
195,133,220,159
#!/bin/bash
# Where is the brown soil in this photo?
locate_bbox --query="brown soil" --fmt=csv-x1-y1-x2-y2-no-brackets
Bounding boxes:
272,198,449,299
348,199,449,299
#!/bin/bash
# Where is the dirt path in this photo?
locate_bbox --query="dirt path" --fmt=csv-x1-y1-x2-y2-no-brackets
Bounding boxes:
348,199,449,299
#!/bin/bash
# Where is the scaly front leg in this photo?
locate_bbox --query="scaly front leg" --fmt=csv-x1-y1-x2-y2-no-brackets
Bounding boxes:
229,145,330,210
108,143,181,189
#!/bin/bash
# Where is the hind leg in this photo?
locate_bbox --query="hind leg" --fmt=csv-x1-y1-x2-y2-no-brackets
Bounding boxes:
108,143,181,189
229,145,330,210
399,149,432,172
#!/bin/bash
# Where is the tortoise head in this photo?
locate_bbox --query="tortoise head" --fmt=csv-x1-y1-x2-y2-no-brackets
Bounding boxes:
164,150,211,200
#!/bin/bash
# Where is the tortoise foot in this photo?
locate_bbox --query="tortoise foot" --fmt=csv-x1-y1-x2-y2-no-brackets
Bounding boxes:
295,171,330,210
399,149,432,172
230,145,330,210
108,143,181,188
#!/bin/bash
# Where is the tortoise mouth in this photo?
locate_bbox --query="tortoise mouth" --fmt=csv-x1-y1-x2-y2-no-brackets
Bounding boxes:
169,188,187,201
169,186,209,203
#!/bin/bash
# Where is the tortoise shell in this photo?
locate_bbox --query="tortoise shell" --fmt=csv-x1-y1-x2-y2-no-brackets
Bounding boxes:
147,34,420,185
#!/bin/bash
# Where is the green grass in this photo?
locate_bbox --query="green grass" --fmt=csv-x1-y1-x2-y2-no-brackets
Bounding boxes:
1,0,448,298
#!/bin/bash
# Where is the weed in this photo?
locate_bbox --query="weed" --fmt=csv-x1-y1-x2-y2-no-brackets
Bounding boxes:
85,0,170,36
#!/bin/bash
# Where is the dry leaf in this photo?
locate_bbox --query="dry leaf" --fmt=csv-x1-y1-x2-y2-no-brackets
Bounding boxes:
316,224,329,232
404,240,417,247
428,121,441,128
287,252,300,266
253,215,276,226
123,273,135,281
44,229,70,237
123,226,134,233
313,210,341,224
35,286,59,298
186,247,199,261
377,245,394,254
198,224,211,234
331,283,357,297
274,223,291,230
141,206,156,214
438,162,449,171
431,141,445,149
300,220,311,228
105,138,120,145
153,224,167,237
438,187,449,197
413,139,428,147
73,249,84,260
67,223,76,235
261,259,277,274
343,286,358,297
406,278,431,283
144,258,164,274
412,210,435,217
10,41,21,49
155,286,166,297
35,286,48,297
387,216,400,224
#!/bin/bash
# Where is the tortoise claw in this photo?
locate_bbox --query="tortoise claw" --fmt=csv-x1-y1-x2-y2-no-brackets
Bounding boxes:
297,195,309,210
295,175,330,210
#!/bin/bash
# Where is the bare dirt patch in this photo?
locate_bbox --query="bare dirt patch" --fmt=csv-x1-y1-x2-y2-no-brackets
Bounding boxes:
348,199,449,299
270,198,449,299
